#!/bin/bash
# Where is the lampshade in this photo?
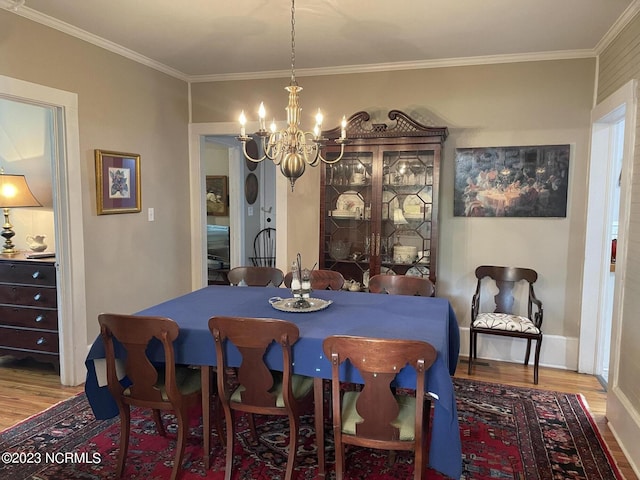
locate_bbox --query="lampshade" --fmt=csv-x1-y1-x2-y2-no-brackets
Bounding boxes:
0,173,42,254
0,174,42,208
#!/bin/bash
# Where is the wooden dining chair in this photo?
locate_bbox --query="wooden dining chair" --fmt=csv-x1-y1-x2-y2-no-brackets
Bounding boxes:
249,227,276,267
283,269,345,290
208,316,314,480
98,313,202,480
322,335,437,480
368,274,435,297
468,265,544,384
227,266,284,286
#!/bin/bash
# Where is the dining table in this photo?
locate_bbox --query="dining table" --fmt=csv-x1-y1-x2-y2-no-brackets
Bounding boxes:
84,285,462,479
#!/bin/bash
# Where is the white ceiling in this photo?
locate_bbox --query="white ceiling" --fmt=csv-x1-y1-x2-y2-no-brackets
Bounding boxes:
4,0,638,81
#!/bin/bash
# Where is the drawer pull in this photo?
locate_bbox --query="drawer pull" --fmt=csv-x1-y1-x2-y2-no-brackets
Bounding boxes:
32,271,41,279
36,337,46,345
33,293,42,302
35,314,45,323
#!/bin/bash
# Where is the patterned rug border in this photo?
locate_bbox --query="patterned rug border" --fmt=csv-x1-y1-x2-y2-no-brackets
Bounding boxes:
453,377,625,480
574,393,624,479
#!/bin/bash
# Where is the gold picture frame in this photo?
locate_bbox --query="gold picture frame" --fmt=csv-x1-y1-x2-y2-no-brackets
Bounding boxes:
95,149,141,215
206,175,229,216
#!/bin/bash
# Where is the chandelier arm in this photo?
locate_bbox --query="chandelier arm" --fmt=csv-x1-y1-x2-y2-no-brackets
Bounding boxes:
240,140,268,163
264,144,283,164
317,143,347,164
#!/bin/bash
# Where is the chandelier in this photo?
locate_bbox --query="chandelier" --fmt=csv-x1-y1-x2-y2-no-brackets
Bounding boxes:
237,0,348,190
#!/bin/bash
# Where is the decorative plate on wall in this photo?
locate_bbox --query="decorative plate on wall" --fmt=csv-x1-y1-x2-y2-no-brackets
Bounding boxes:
245,173,259,204
245,140,258,171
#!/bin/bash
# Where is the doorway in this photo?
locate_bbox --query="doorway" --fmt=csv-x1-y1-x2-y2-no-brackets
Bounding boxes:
0,74,87,386
578,80,636,388
188,122,280,289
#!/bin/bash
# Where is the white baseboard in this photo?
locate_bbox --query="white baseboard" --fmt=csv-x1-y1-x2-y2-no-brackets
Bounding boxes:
459,327,579,370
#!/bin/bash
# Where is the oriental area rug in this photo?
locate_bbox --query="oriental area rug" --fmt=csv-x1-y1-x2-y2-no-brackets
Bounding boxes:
0,378,624,480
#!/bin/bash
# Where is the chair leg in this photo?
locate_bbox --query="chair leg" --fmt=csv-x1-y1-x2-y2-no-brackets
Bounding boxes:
223,408,235,480
533,336,543,385
170,407,188,480
284,413,299,480
116,405,131,477
524,339,532,365
215,395,226,447
334,426,345,480
152,408,166,436
467,331,474,374
248,413,258,442
473,330,478,359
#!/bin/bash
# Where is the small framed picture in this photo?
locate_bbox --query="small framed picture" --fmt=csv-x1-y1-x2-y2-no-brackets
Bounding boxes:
206,175,229,216
95,150,141,215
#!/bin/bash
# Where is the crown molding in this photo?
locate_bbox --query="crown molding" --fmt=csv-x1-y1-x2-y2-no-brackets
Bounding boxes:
188,49,597,83
595,0,640,54
0,1,603,85
2,2,189,82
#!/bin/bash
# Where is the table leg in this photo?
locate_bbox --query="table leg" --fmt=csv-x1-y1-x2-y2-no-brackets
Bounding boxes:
202,366,211,470
314,377,325,477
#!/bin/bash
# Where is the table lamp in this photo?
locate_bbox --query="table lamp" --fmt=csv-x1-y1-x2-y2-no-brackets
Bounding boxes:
0,171,42,254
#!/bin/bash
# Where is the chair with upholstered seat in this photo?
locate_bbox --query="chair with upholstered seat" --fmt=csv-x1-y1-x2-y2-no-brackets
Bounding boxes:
468,265,544,384
98,313,202,480
368,274,435,297
208,316,314,480
227,266,284,287
322,335,437,480
283,269,345,290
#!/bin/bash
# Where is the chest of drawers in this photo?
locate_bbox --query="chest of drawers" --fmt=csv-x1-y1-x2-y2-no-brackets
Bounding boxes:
0,255,58,371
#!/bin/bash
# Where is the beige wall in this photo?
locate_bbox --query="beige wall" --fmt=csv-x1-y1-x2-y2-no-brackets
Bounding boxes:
0,10,191,341
192,59,595,347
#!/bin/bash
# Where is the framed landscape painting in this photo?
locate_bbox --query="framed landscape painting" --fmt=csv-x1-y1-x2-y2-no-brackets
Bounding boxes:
95,149,141,215
453,145,570,217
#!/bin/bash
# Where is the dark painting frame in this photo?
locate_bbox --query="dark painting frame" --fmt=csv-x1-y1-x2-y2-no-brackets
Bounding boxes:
95,149,141,215
454,145,570,217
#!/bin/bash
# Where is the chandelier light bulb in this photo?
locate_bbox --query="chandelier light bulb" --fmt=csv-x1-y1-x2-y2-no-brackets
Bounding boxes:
239,111,247,137
258,103,266,130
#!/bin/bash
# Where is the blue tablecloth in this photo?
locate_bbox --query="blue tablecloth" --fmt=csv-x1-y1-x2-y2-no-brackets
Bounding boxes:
85,286,462,479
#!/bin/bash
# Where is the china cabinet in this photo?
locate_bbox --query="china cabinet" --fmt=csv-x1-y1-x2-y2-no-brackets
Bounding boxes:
319,110,448,291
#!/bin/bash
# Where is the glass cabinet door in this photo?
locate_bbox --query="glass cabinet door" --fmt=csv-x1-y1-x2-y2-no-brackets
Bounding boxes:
322,151,373,288
380,149,435,281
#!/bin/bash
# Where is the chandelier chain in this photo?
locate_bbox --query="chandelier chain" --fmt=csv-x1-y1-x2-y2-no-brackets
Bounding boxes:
290,0,296,85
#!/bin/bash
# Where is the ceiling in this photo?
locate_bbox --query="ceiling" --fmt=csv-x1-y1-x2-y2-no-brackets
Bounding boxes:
5,0,638,81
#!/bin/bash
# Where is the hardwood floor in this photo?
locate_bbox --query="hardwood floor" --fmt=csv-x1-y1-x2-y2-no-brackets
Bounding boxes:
0,357,83,432
0,355,637,479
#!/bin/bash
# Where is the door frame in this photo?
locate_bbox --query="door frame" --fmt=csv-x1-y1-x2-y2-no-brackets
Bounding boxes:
188,121,288,288
0,75,87,386
578,79,636,377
